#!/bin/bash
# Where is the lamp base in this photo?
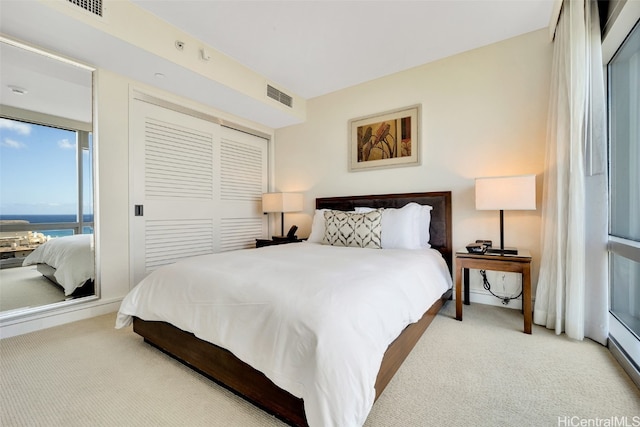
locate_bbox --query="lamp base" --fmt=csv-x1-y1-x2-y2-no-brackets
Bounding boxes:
486,247,518,255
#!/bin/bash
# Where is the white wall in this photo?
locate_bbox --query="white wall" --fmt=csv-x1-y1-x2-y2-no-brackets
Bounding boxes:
94,70,133,304
274,29,552,306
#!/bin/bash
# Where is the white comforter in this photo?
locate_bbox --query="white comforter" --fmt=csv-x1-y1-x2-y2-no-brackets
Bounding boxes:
22,233,94,296
116,242,452,427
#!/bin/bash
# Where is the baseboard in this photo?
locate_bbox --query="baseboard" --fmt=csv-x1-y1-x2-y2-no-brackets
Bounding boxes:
459,289,531,311
609,336,640,389
0,297,122,339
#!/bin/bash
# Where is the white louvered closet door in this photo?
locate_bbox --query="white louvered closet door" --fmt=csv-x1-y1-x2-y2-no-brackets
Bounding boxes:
130,100,267,287
219,126,269,251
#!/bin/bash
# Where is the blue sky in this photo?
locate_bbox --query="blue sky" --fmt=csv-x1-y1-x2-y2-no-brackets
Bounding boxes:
0,118,92,215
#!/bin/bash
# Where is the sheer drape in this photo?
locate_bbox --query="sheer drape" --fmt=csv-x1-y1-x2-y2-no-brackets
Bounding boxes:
534,0,607,343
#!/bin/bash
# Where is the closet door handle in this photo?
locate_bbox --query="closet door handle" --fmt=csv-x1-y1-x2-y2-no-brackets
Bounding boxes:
135,205,144,217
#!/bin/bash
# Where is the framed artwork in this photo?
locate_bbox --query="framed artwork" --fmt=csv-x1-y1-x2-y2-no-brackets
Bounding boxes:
349,104,420,171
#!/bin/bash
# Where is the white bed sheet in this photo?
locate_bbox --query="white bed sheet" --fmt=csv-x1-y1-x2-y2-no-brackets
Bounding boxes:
22,233,94,296
116,242,452,427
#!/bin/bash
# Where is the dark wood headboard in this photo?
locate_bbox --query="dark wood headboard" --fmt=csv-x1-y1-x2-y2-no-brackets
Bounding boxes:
316,191,453,273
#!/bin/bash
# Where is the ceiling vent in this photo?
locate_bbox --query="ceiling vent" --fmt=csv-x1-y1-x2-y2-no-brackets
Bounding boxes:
267,85,293,108
67,0,103,17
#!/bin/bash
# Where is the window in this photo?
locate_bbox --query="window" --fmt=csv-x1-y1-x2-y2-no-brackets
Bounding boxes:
608,19,639,362
0,117,93,240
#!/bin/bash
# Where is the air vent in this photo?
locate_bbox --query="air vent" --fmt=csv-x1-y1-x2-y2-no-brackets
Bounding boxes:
267,85,293,108
67,0,103,17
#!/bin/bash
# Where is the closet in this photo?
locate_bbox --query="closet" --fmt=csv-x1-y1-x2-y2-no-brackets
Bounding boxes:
130,97,268,286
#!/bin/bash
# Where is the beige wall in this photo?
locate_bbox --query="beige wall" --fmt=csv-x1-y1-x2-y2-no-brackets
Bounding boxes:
274,29,552,304
94,69,132,303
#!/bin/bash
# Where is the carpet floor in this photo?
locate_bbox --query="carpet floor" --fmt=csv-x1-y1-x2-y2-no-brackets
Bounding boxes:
0,266,65,312
1,302,638,426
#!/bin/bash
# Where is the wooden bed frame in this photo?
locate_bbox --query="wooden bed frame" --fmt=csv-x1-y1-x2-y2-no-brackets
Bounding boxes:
132,191,452,426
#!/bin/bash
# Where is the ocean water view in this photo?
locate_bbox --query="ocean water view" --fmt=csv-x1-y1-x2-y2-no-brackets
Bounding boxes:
0,214,94,238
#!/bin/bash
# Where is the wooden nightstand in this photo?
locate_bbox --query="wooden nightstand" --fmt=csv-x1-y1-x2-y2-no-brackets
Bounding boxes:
255,238,303,248
455,249,532,334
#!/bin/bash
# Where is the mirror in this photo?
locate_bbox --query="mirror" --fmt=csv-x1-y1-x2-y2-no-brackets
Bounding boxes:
0,38,97,318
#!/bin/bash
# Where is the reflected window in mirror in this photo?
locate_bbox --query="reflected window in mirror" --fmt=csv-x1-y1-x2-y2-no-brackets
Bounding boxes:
0,119,95,310
0,118,94,235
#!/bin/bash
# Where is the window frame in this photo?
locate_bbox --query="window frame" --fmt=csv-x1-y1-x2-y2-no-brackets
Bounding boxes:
605,10,640,377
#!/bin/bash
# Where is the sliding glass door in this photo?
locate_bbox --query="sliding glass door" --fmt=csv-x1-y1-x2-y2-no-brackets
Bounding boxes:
608,20,639,371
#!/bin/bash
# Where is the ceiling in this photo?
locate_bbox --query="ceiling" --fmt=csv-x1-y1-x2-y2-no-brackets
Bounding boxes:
131,0,557,99
0,0,556,128
0,39,93,124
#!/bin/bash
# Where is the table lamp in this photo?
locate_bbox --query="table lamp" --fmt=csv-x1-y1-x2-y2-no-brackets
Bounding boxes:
262,192,303,238
475,174,536,255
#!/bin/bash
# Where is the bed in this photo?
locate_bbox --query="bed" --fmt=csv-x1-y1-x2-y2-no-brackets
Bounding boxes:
116,191,452,426
22,233,95,297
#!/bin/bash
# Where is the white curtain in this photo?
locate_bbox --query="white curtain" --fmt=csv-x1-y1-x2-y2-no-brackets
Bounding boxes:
534,0,608,343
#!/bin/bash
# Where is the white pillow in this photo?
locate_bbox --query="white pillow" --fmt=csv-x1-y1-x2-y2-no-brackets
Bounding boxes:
307,209,328,243
354,207,376,213
417,204,433,248
356,203,432,249
379,203,421,249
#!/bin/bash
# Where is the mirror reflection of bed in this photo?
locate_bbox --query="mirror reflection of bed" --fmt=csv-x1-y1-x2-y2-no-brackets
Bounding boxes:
0,37,97,317
0,233,95,313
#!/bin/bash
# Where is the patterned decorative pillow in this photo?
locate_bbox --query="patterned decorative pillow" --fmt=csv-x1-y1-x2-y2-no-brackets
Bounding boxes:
322,209,383,249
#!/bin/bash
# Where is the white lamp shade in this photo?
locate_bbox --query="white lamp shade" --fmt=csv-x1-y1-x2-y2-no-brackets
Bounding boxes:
475,174,536,211
262,192,303,213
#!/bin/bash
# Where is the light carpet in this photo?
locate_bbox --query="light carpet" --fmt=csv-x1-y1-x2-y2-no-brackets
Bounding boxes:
1,302,638,426
0,266,65,312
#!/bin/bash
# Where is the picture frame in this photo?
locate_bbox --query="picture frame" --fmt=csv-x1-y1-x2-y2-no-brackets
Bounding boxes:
349,104,420,172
